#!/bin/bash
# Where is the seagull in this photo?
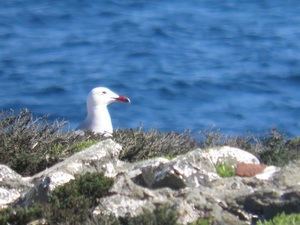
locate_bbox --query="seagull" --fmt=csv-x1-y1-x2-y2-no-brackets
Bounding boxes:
77,87,130,135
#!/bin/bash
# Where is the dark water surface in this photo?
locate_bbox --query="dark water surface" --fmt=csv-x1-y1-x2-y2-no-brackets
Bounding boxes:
1,1,300,135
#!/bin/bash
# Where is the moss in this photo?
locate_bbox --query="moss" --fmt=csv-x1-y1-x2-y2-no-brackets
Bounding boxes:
215,162,235,178
0,172,114,225
257,212,300,225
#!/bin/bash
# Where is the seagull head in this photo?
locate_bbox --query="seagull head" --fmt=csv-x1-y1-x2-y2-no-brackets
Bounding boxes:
87,87,130,107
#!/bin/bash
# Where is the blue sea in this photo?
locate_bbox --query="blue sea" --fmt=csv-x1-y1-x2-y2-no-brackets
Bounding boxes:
1,0,300,136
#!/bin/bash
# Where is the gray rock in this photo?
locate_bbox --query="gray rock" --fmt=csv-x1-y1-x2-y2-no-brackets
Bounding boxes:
0,164,32,208
131,149,218,190
31,139,123,190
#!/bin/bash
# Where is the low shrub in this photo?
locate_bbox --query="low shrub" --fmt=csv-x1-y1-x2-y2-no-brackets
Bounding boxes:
0,172,114,225
120,204,179,225
0,109,299,177
0,204,43,225
114,128,198,162
46,172,114,224
0,109,105,176
198,129,300,167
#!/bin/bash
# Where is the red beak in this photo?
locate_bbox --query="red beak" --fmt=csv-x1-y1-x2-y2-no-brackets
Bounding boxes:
114,96,130,103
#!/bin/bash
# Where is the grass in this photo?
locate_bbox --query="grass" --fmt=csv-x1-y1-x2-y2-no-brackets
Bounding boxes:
0,172,114,225
215,162,236,177
257,212,300,225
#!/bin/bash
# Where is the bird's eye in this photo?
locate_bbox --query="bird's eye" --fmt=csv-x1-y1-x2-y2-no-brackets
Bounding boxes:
102,91,107,94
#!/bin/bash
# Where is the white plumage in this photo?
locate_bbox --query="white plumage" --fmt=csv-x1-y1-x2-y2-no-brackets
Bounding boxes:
77,87,130,135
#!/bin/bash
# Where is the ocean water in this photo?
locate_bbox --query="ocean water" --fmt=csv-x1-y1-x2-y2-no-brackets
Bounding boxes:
1,0,300,136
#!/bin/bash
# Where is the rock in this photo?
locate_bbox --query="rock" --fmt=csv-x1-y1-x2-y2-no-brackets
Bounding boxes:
31,139,123,190
0,165,32,208
2,139,124,208
205,146,260,165
235,189,300,221
255,166,280,180
17,176,51,207
131,149,218,190
235,163,266,177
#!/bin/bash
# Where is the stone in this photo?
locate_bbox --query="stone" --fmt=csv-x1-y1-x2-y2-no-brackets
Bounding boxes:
131,149,218,190
0,165,32,208
255,166,280,180
31,139,123,190
205,146,260,165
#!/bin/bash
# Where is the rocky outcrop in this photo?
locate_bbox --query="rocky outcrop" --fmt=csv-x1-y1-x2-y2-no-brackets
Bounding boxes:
0,140,299,225
0,165,32,208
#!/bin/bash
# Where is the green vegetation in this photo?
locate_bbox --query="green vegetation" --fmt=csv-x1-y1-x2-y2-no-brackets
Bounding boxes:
0,204,43,225
215,162,235,177
187,218,213,225
257,212,300,225
46,172,114,224
120,204,179,225
0,172,114,225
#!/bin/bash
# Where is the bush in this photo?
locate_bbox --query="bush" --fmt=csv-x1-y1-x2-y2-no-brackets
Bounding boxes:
0,109,299,178
114,128,198,162
0,172,114,225
0,204,43,225
257,212,300,225
198,129,300,167
46,172,114,224
120,204,179,225
259,129,300,167
0,109,105,176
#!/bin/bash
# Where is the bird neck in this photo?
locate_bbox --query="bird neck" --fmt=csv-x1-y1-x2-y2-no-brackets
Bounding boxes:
87,105,113,133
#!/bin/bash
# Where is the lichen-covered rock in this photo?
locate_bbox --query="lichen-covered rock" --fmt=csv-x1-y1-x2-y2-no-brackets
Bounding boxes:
205,146,260,165
130,149,218,190
0,165,32,208
10,139,124,208
31,139,123,190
